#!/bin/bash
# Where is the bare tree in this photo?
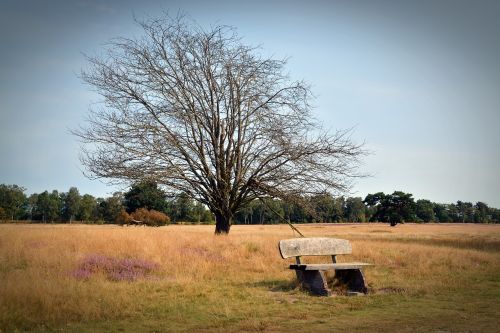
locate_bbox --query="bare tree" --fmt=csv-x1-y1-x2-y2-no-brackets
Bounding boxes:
75,15,364,234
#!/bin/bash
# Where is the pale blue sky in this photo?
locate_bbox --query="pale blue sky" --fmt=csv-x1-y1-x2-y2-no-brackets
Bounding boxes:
1,0,499,206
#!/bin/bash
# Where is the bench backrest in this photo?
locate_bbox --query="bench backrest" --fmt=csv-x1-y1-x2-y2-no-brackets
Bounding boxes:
278,237,352,259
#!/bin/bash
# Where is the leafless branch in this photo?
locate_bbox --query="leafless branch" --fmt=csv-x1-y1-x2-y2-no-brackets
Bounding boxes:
74,14,366,233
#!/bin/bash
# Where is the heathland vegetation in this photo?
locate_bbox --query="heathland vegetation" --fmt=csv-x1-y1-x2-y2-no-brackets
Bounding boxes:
1,223,499,332
2,11,498,333
1,182,499,225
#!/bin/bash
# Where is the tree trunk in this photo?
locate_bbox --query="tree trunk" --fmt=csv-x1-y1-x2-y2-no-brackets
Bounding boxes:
214,212,232,234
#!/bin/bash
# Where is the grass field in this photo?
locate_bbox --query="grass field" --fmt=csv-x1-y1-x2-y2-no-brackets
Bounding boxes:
1,223,499,332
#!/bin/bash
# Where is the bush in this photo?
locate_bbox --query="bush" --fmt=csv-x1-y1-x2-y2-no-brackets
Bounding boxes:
130,208,170,226
115,209,132,225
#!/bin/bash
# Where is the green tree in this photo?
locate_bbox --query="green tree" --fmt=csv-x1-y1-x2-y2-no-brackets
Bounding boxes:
234,199,277,224
192,201,213,223
386,191,416,225
447,203,460,222
235,203,254,224
235,198,288,224
474,202,489,223
332,197,345,222
456,201,474,223
173,192,197,222
124,181,167,214
26,193,38,221
48,190,62,222
490,208,500,223
364,192,387,222
33,190,62,222
78,194,98,222
433,203,451,222
311,193,336,223
283,201,308,223
364,191,415,226
344,197,366,222
260,198,285,224
0,184,27,220
415,199,435,222
63,187,81,222
98,192,125,223
201,210,215,224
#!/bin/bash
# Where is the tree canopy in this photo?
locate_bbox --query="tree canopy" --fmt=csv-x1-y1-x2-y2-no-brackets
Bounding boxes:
75,15,364,233
124,181,167,213
0,184,26,220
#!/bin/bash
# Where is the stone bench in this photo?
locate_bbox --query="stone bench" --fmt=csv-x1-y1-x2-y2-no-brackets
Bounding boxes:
279,237,372,296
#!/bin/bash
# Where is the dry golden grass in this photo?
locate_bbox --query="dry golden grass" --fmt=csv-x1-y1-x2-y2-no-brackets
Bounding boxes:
0,223,499,332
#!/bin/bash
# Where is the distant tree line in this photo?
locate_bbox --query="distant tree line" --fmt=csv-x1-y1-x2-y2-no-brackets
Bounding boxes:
1,184,499,224
362,191,499,225
234,191,500,225
0,182,213,224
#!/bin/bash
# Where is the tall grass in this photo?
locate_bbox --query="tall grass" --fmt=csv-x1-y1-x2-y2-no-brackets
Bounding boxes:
0,223,499,332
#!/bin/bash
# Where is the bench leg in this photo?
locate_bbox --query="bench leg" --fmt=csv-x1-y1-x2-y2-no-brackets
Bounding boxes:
295,270,331,296
335,269,368,294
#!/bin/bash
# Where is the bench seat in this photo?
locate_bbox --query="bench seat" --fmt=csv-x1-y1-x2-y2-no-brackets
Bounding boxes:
290,262,372,270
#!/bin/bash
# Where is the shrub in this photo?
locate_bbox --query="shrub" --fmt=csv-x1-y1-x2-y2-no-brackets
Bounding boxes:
130,208,170,226
115,209,132,225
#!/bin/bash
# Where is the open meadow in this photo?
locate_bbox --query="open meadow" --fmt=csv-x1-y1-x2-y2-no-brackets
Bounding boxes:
1,223,499,332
